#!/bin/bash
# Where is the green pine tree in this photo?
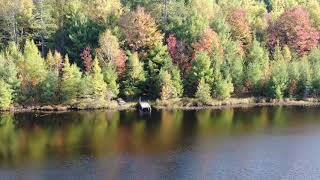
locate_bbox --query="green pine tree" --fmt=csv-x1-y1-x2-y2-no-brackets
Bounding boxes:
0,80,13,109
103,63,119,100
21,39,47,103
88,59,107,99
245,40,269,91
186,52,214,96
39,69,59,103
159,69,177,100
195,78,212,104
122,52,146,98
61,55,82,103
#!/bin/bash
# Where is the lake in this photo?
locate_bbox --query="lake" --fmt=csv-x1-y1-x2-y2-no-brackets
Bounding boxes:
1,106,320,179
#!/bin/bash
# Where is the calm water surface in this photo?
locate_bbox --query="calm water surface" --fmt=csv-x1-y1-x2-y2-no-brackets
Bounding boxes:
1,107,320,179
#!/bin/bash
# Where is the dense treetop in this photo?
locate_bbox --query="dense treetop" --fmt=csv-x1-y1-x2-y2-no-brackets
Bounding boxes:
1,0,320,108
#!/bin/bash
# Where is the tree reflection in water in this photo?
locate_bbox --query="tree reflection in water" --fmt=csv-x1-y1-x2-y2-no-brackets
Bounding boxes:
0,107,319,168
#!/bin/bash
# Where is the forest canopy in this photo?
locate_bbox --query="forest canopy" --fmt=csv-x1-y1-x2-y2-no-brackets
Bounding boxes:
0,0,320,108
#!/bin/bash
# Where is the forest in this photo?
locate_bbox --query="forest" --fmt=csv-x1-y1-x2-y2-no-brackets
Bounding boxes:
0,0,320,109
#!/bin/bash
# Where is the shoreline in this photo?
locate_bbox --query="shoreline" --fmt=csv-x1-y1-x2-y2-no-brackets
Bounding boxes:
1,98,320,113
153,97,320,110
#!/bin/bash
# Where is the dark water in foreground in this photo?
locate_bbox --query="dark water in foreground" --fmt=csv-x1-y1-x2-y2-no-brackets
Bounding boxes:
1,107,320,179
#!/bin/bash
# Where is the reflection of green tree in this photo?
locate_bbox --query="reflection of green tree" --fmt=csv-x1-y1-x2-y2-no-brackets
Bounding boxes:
0,111,124,166
0,107,294,166
229,108,270,134
270,107,288,129
196,109,234,136
0,113,20,164
159,111,183,145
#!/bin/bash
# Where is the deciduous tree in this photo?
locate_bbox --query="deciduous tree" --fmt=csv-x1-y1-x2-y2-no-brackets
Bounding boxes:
227,9,252,52
192,28,223,58
267,7,319,56
120,6,162,51
96,29,126,75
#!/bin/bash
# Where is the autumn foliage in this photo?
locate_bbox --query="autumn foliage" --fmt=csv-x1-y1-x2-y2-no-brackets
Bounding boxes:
120,6,163,51
80,47,93,72
96,30,127,76
167,34,192,74
192,28,223,57
267,7,319,56
227,9,252,50
115,49,127,76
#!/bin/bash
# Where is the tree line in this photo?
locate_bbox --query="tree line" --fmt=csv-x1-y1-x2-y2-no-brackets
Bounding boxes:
0,0,320,108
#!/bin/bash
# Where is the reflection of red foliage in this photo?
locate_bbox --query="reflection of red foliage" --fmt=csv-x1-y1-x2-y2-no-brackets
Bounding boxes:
166,34,192,75
116,49,127,77
268,7,319,56
192,28,223,57
80,47,93,72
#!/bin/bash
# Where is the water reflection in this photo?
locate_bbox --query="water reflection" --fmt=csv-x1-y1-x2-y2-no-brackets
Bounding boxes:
0,107,320,169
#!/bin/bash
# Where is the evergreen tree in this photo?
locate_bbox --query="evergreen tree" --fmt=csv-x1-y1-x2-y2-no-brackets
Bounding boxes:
308,48,320,95
0,0,34,47
22,39,47,84
61,55,82,102
283,45,292,62
20,39,47,103
0,80,12,109
212,76,234,100
0,52,20,96
287,60,300,97
161,61,183,98
88,59,107,100
32,0,57,56
39,69,59,103
173,10,209,44
297,57,312,97
103,63,119,100
5,42,24,65
268,60,288,99
195,78,211,104
64,7,104,66
46,50,55,69
272,44,285,62
159,69,177,100
245,40,269,91
221,40,244,91
122,52,146,98
145,42,183,98
186,52,214,96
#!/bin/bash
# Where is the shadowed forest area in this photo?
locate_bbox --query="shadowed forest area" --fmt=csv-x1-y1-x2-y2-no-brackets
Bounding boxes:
0,0,320,109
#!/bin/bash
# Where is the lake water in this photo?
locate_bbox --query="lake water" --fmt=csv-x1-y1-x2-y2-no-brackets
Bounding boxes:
1,107,320,179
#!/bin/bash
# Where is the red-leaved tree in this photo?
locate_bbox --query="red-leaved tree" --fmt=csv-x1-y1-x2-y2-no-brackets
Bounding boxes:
267,7,319,56
227,9,252,51
167,34,192,75
80,47,93,72
192,28,223,58
115,49,127,77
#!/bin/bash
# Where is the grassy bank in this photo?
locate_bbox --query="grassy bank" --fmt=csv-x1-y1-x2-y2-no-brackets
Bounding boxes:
0,99,137,113
154,97,320,110
1,97,320,113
